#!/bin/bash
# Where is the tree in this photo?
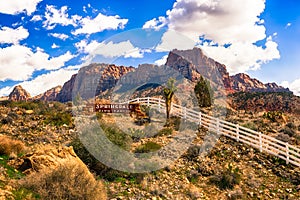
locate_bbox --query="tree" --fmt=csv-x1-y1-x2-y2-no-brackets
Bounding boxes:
194,76,214,108
163,78,177,124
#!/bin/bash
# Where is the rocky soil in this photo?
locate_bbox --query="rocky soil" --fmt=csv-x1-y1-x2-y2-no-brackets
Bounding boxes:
1,100,300,199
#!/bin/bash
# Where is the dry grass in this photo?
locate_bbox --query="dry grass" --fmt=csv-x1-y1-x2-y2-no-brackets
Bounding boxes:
19,161,107,200
0,135,26,156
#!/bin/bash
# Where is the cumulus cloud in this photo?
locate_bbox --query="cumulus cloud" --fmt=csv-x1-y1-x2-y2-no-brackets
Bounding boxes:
21,68,78,96
76,40,143,58
49,33,69,40
31,15,43,22
281,79,300,96
43,5,82,30
285,23,292,29
0,26,29,44
143,17,167,30
201,36,280,73
72,13,128,35
145,0,279,74
0,45,74,81
156,30,196,52
154,55,168,66
0,0,42,15
0,68,78,97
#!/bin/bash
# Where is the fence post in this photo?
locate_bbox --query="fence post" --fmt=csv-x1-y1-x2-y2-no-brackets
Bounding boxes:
216,118,220,134
259,132,262,152
158,99,161,112
137,98,140,103
147,97,150,106
286,143,290,164
199,112,202,126
236,124,240,142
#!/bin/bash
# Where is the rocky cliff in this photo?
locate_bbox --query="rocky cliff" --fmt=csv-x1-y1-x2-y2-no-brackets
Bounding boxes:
56,63,134,102
8,85,31,101
166,48,232,92
35,86,62,101
230,73,290,93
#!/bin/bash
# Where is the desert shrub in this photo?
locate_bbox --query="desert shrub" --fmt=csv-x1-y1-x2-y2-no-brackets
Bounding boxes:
286,122,296,130
280,127,296,137
44,111,73,127
19,162,106,200
134,141,161,153
0,135,26,156
263,111,283,122
155,127,173,137
100,123,133,151
242,122,258,131
276,133,291,143
185,145,201,161
210,163,241,190
128,128,146,142
70,136,129,181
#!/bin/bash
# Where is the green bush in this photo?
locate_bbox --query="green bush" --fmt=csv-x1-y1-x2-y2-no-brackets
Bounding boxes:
43,112,73,127
263,111,283,122
210,164,241,190
134,141,161,153
155,127,173,137
185,145,201,161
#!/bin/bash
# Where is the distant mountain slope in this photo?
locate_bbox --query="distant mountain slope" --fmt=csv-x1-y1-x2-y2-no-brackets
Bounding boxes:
8,85,31,101
34,86,62,101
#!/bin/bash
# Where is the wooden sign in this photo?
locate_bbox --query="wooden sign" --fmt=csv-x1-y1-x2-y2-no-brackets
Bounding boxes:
95,103,140,113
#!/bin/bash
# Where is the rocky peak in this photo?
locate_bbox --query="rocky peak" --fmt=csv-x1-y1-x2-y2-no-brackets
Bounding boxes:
8,85,31,101
56,63,135,102
166,47,232,91
230,73,290,93
35,86,62,101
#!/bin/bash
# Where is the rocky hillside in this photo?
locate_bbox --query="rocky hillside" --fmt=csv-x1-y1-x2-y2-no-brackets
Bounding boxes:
8,85,31,101
230,73,290,93
56,63,134,102
229,92,300,114
34,86,62,101
166,48,232,92
48,47,291,103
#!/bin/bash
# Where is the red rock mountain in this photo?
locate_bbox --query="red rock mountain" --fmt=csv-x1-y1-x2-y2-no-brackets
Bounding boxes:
230,73,289,93
57,63,134,102
53,47,290,103
8,85,31,101
35,86,62,101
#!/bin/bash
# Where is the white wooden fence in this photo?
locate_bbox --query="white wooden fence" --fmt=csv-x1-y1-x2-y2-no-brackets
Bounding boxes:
125,97,300,167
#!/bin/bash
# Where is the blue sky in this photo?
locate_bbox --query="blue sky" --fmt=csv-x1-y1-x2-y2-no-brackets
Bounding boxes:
0,0,299,96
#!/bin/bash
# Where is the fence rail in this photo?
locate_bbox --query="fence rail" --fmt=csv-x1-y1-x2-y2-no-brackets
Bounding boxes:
126,97,300,167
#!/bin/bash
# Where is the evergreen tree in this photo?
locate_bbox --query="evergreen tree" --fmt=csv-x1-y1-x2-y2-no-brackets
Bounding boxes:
194,76,214,108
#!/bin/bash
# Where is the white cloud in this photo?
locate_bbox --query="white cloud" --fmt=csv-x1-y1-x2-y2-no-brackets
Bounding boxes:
0,45,74,81
281,79,300,96
0,26,29,44
201,36,280,74
0,68,78,97
156,30,196,52
0,86,14,97
51,43,59,49
145,0,280,74
154,55,168,66
49,33,69,40
0,0,42,15
143,17,167,30
285,22,292,28
43,5,81,30
76,40,143,59
31,15,43,22
21,68,78,96
72,13,128,35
